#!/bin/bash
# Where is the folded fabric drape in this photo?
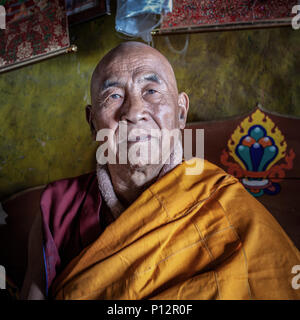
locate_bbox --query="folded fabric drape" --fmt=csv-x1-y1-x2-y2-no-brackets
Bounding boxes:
52,159,300,300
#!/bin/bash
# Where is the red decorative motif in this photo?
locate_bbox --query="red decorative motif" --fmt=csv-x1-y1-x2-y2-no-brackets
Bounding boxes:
162,0,297,29
0,0,69,69
221,148,295,182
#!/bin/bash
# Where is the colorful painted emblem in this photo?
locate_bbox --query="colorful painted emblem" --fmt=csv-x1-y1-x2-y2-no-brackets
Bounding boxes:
221,108,295,197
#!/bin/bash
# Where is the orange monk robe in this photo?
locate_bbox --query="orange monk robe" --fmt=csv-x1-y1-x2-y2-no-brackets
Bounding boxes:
52,159,300,300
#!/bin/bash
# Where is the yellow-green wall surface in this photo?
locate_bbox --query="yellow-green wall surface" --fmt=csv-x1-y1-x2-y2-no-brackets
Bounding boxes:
0,10,299,200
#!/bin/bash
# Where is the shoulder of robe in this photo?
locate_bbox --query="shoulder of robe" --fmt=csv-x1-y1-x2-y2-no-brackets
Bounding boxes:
40,171,97,205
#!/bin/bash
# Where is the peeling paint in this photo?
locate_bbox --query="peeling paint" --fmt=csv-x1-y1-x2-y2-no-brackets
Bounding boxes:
36,138,46,147
84,90,89,104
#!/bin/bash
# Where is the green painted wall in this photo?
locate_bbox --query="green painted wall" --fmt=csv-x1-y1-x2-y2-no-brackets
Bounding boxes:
0,10,299,199
155,28,300,122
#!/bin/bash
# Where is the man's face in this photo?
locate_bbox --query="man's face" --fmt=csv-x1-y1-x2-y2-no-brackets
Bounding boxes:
89,44,188,167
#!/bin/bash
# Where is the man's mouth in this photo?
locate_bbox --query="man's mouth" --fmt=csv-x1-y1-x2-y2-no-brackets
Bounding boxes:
127,134,152,142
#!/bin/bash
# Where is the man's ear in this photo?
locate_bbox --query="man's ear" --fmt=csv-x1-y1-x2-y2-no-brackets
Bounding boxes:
178,92,189,129
85,104,97,139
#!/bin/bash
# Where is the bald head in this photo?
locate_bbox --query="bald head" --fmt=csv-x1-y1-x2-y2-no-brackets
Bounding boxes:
90,42,178,107
86,40,189,140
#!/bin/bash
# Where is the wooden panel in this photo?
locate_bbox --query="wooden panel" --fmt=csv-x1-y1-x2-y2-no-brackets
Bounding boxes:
258,179,300,250
186,107,300,177
186,106,300,249
0,186,45,288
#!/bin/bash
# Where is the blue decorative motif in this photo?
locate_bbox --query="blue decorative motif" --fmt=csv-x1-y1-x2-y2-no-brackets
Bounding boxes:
221,108,295,199
235,125,280,197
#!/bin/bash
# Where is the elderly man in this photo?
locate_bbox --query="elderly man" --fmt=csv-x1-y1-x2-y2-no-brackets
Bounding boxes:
21,42,300,300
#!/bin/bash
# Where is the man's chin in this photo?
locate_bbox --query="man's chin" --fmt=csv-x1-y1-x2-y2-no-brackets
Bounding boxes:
113,149,173,169
125,160,162,170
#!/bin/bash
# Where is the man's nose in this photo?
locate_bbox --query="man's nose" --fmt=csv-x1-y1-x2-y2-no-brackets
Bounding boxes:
120,94,148,124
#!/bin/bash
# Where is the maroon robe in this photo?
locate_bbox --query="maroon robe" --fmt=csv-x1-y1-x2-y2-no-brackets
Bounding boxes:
40,172,114,297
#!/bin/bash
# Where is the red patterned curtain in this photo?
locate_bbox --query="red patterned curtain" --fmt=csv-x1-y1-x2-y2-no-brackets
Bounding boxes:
161,0,298,32
0,0,70,72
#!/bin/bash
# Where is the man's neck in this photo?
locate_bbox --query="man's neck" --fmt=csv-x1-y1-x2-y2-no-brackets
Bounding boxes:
107,164,163,207
96,142,183,220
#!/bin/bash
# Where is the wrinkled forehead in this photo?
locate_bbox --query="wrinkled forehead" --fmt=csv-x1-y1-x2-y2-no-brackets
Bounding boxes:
102,55,169,79
91,46,177,103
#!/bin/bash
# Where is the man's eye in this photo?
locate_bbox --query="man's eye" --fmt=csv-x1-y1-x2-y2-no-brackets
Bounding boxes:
147,89,156,94
110,93,121,99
